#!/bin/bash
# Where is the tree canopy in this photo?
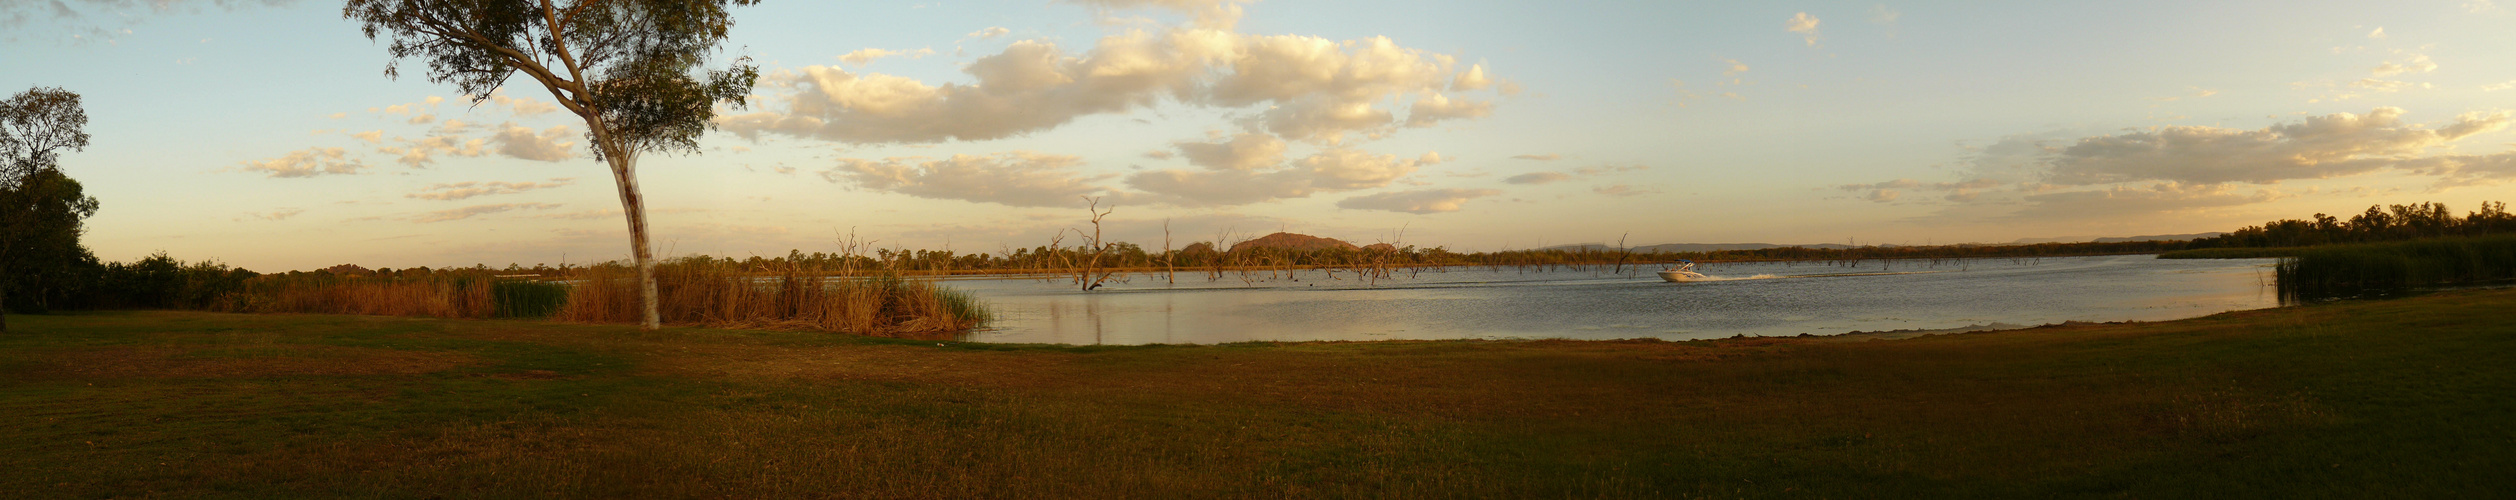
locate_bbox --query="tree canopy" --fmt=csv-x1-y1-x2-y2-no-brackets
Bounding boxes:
1,86,97,330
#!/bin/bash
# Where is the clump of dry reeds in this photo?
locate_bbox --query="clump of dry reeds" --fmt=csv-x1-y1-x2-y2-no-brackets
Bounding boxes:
211,274,500,318
553,257,987,338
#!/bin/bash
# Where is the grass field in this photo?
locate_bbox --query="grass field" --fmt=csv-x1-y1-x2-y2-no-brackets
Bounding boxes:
3,289,2512,498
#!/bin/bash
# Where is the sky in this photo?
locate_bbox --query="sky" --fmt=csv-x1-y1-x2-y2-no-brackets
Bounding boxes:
5,0,2514,272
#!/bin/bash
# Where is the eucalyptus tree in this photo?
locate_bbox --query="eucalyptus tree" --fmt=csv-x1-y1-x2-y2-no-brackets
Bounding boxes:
345,0,760,329
1,86,95,332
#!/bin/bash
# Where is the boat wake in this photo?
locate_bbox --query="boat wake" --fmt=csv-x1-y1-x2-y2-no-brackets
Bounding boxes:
1694,274,1779,281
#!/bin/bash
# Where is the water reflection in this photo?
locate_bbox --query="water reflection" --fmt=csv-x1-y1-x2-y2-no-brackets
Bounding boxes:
949,254,2279,345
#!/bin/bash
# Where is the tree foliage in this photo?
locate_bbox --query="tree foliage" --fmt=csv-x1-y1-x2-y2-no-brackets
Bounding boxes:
343,0,758,159
1,87,98,329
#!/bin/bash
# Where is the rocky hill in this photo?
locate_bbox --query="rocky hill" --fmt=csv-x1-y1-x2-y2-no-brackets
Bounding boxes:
1229,232,1361,253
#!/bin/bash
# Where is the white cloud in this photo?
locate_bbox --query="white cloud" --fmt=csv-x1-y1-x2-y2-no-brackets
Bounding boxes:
1175,132,1286,170
350,130,382,143
967,27,1010,39
720,17,1500,145
234,147,367,178
2368,27,2386,39
1785,12,1822,46
838,47,936,65
2486,80,2516,92
2468,0,2499,12
2047,107,2508,185
487,122,576,162
2371,54,2436,76
1510,154,1561,161
1336,188,1500,214
415,203,563,223
407,179,576,201
820,152,1125,208
1128,147,1440,206
378,134,486,168
1867,4,1900,25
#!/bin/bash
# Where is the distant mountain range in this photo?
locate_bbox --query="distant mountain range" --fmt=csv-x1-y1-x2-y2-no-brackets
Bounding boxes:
1537,232,2228,253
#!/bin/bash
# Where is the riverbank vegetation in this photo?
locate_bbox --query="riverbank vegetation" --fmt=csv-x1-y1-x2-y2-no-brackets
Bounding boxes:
4,287,2509,496
2273,235,2516,302
8,253,985,338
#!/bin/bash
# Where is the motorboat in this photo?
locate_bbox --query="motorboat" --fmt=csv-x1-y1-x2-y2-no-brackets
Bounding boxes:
1657,259,1707,282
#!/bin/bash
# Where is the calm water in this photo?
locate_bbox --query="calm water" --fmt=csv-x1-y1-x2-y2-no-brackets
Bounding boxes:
947,254,2280,345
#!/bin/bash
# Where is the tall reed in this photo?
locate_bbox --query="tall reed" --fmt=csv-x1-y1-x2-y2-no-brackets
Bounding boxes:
211,274,502,318
553,257,987,337
2275,235,2516,303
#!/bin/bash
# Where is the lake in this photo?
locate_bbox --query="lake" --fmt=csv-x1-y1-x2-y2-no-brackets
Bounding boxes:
947,254,2281,345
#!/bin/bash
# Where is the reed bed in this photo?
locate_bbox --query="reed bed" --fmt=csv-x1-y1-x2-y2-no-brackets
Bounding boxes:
553,257,986,337
210,274,506,318
2275,235,2516,303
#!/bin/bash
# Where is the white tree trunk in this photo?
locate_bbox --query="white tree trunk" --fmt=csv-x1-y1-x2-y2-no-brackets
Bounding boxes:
605,151,661,330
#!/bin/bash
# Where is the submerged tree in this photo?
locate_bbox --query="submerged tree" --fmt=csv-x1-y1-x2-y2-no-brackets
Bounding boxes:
345,0,760,329
0,86,97,332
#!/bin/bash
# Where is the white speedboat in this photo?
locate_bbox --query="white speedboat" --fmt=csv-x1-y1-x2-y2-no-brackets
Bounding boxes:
1657,260,1707,282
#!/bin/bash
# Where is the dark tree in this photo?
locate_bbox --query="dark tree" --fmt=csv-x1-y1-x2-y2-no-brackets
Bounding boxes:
0,86,96,332
345,0,760,329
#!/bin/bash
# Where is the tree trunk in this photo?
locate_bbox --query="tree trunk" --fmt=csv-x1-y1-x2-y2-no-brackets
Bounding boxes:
604,151,661,330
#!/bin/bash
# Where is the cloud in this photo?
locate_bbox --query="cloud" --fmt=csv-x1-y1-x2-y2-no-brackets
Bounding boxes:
1593,184,1656,197
2348,78,2423,93
1128,147,1440,206
234,147,366,178
838,47,936,65
415,203,563,223
719,16,1501,145
237,207,305,222
2368,27,2386,39
1335,188,1501,214
1785,12,1821,46
378,134,486,168
1503,172,1570,185
2486,80,2516,92
820,152,1125,207
1867,4,1899,25
1174,132,1286,170
2469,0,2499,12
488,93,558,116
1839,178,1999,203
2047,107,2508,185
1844,108,2516,222
2371,54,2436,76
350,130,382,143
487,122,576,161
1510,154,1561,161
407,178,576,201
967,27,1010,39
2008,183,2280,221
1066,0,1252,30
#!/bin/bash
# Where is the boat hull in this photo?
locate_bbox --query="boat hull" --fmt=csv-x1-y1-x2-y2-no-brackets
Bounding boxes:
1657,270,1706,282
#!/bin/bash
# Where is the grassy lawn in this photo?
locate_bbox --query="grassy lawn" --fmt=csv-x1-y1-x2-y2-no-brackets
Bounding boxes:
3,289,2512,498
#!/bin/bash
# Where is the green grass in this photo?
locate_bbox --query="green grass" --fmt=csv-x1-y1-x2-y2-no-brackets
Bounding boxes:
4,289,2514,497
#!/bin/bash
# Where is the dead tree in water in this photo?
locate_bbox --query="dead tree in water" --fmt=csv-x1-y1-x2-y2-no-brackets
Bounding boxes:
1070,196,1119,291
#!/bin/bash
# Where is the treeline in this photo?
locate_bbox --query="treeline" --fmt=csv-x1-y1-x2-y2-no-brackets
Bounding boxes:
2185,201,2516,249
